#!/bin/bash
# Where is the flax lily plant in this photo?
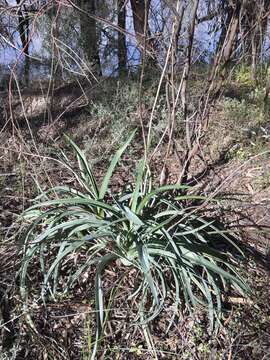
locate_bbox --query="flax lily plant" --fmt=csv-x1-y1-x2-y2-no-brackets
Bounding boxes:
19,131,249,357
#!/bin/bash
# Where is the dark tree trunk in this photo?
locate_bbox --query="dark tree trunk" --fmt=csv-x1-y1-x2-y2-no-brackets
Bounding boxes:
216,0,242,63
16,0,30,85
130,0,150,38
130,0,156,66
209,0,242,85
79,0,101,76
117,0,127,75
241,0,270,81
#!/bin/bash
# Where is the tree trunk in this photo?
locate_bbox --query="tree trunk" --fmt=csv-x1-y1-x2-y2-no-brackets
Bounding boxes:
241,0,270,81
130,0,156,66
178,0,200,184
16,0,30,85
117,0,127,76
79,0,101,76
209,0,242,86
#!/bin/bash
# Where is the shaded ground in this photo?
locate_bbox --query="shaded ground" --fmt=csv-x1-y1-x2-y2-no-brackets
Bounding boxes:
0,76,270,359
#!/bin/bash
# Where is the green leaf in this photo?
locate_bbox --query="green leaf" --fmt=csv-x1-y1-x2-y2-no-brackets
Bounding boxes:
95,254,118,328
123,206,144,227
64,134,99,199
99,130,136,199
131,159,145,213
27,197,122,217
136,242,159,306
137,184,189,213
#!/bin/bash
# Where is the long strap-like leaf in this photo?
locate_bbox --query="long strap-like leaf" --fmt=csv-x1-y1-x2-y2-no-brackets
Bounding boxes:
99,130,136,199
64,134,99,199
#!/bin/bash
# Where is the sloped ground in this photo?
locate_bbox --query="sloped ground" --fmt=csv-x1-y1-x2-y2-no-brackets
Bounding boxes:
0,77,270,359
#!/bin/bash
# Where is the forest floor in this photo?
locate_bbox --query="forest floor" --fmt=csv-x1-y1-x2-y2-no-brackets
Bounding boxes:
0,74,270,359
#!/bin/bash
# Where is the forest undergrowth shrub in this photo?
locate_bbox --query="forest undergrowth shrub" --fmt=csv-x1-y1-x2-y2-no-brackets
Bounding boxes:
222,97,262,126
234,65,255,88
229,64,270,119
19,131,249,358
233,64,268,87
85,78,183,152
89,81,138,139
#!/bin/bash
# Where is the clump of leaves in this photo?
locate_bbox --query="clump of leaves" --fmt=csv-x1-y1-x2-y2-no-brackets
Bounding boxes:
234,65,255,87
19,131,249,358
